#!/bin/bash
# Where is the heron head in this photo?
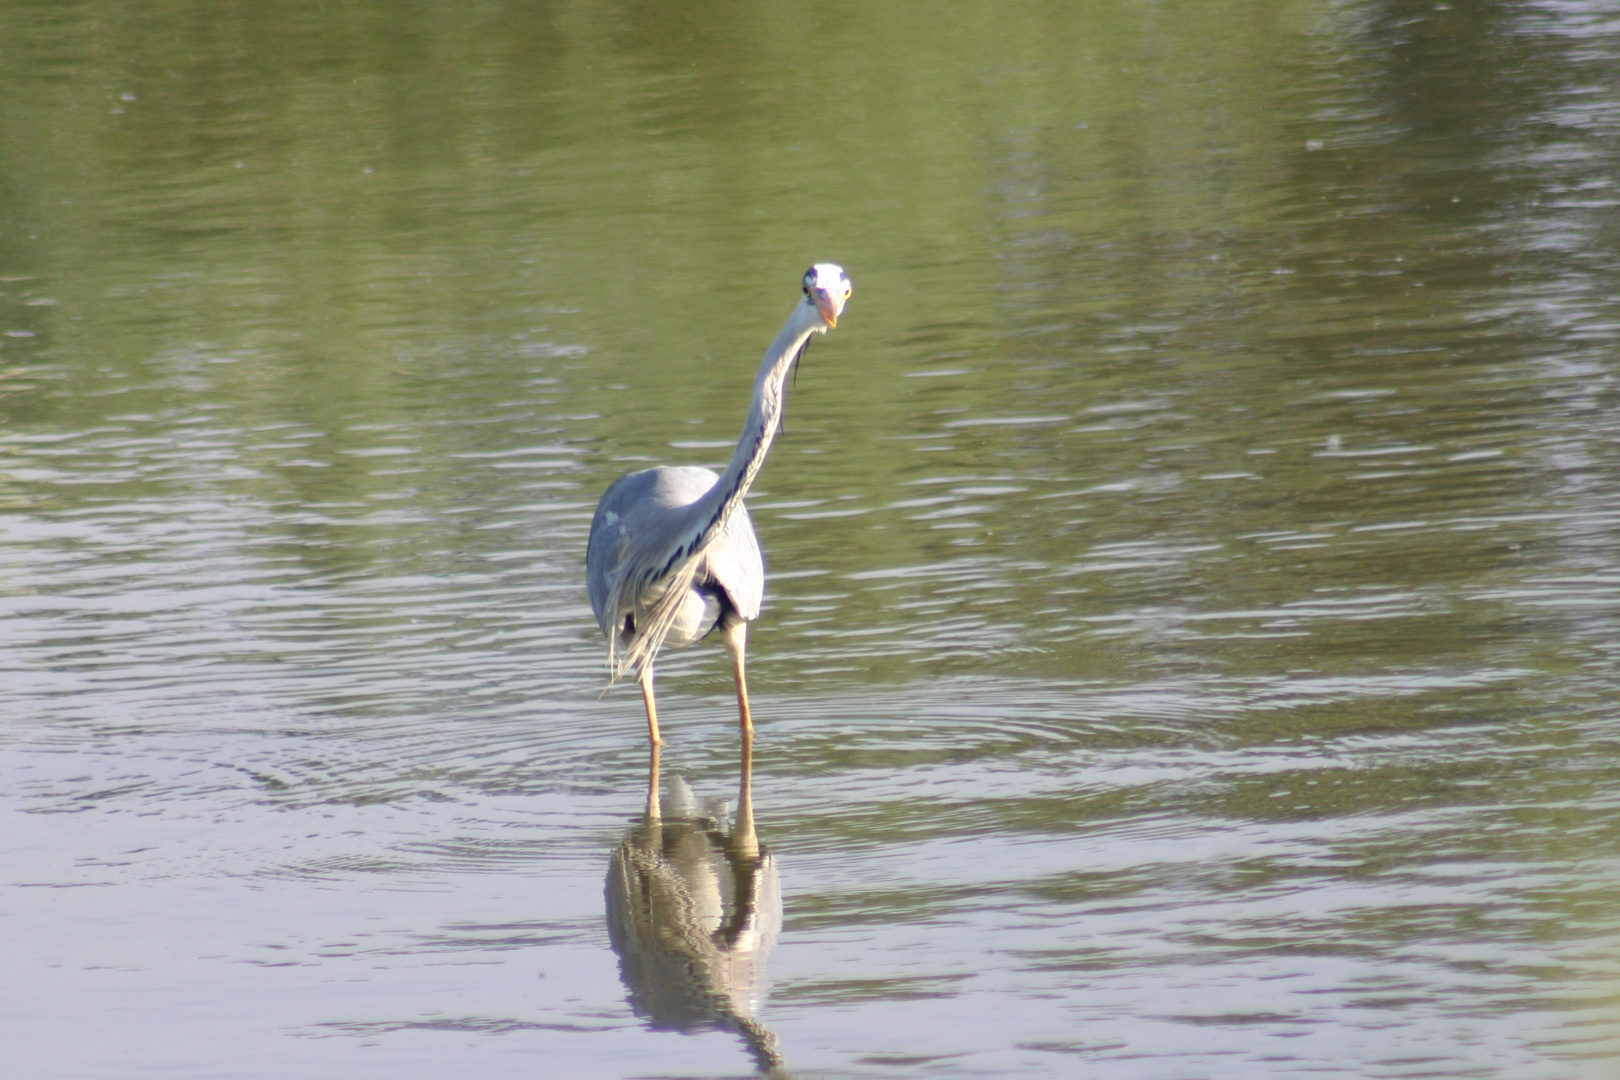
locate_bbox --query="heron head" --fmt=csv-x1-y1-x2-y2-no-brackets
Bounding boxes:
802,263,852,329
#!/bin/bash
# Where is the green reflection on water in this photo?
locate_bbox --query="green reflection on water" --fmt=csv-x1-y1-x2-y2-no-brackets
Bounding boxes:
0,0,1615,698
2,1,1619,1076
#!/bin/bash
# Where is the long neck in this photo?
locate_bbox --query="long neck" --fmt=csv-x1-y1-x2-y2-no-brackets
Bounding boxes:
609,298,826,680
679,299,825,557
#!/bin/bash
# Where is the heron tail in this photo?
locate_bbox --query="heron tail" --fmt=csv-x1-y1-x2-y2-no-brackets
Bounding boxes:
604,559,702,686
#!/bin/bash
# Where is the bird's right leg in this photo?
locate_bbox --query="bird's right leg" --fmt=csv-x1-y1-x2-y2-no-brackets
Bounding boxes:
639,664,664,747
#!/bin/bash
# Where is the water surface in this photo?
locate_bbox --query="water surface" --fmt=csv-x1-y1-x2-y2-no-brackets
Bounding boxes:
3,1,1619,1077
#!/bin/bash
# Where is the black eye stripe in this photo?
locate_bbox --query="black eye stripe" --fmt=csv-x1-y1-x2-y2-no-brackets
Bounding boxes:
803,266,852,295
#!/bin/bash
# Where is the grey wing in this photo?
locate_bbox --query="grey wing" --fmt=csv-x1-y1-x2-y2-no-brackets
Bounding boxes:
587,466,742,638
702,503,763,623
586,471,652,639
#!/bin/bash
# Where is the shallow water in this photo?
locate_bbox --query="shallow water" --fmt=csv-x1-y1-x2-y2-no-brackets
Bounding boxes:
3,1,1620,1077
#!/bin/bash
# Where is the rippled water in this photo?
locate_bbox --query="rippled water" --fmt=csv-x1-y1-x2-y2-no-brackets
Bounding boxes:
4,1,1620,1077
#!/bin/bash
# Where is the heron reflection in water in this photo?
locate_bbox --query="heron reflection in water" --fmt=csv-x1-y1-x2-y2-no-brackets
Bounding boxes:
606,739,785,1075
593,264,847,1076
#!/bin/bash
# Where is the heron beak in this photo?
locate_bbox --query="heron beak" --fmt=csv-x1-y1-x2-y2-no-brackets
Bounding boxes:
812,288,842,329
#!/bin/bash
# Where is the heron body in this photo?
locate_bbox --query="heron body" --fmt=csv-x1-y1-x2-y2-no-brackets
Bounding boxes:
587,466,763,652
586,263,852,746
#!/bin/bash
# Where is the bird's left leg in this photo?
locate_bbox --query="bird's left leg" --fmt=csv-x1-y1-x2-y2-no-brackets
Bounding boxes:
721,618,757,855
638,664,664,747
644,739,662,822
720,619,754,751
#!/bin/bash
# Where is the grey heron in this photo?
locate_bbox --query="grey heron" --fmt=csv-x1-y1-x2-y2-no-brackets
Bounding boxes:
586,262,853,747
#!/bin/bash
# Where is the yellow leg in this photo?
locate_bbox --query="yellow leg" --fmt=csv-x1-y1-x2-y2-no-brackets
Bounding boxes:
721,620,754,748
639,664,664,747
722,620,758,859
644,741,662,823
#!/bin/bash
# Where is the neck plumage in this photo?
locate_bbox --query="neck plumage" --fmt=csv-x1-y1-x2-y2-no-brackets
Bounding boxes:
680,299,825,559
610,298,825,680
